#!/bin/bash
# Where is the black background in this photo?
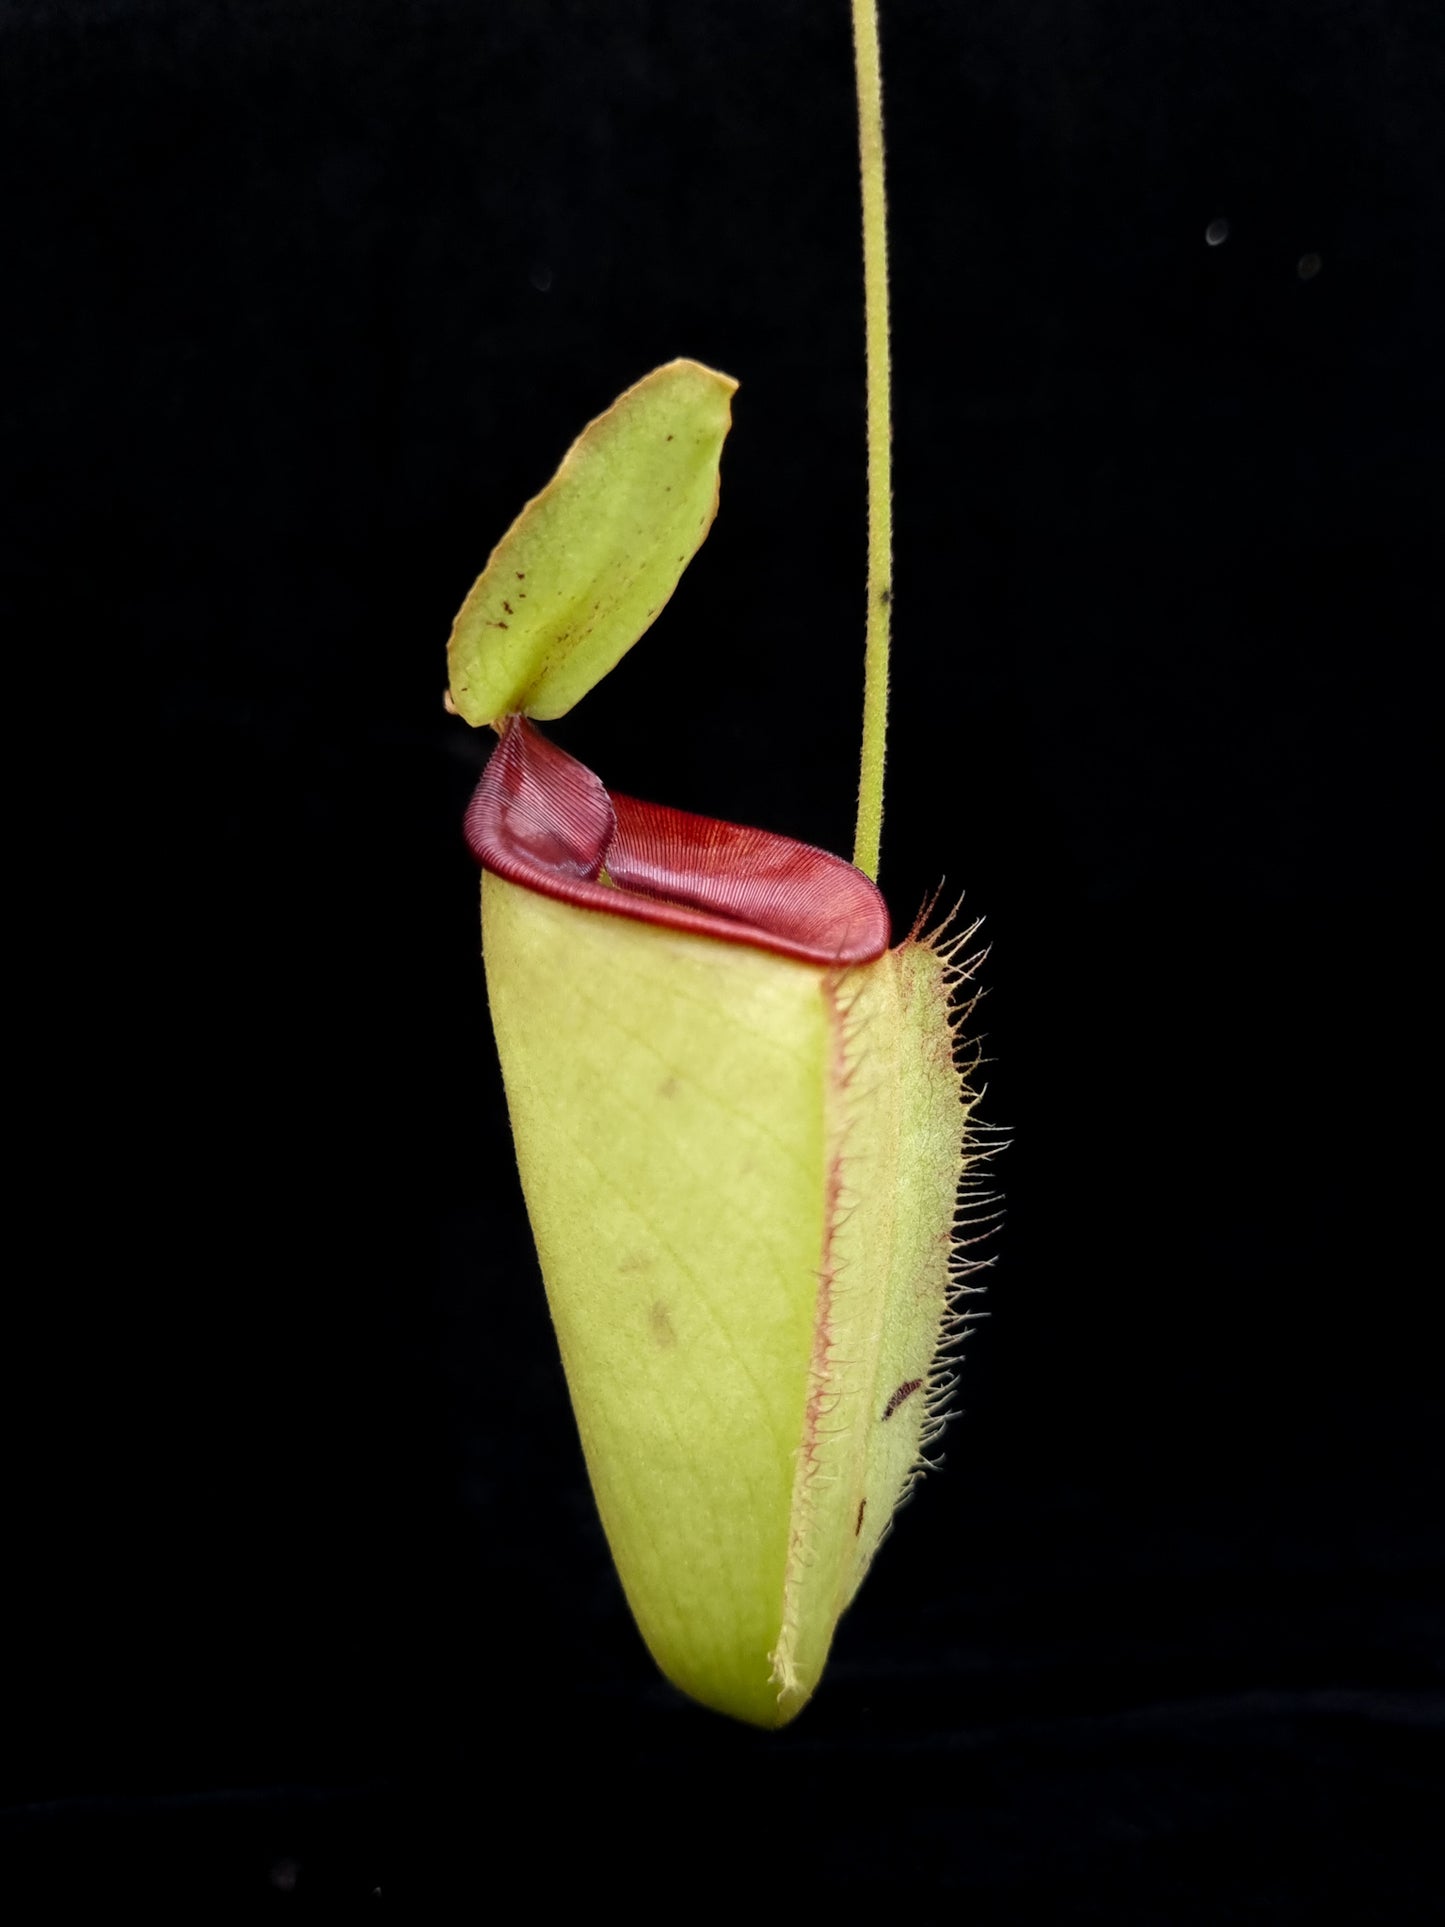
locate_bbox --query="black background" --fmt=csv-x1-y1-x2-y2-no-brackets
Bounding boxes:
4,0,1441,1912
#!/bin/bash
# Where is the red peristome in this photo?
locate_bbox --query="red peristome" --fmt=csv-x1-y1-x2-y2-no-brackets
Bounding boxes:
465,717,890,965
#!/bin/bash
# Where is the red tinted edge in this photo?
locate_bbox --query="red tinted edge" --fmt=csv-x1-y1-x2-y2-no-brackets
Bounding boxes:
465,717,890,966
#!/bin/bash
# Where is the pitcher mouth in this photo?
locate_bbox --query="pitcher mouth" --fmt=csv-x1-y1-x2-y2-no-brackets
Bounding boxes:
465,716,891,967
